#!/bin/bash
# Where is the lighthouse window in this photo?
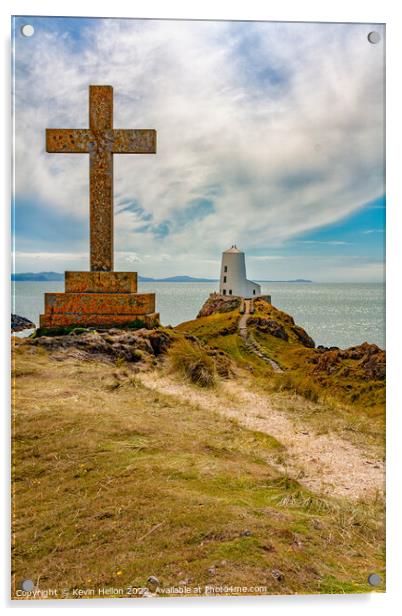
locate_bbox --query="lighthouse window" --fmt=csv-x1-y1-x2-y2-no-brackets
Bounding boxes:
223,289,226,295
224,266,227,272
229,289,232,295
253,289,256,295
223,276,227,283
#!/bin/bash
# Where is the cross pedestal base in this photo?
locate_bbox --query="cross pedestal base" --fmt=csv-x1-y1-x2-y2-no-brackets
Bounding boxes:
39,271,159,329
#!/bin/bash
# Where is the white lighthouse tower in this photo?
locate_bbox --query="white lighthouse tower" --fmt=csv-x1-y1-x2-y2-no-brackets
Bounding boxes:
219,245,261,298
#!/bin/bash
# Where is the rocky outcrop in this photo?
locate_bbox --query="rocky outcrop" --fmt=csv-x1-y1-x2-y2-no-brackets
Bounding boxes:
309,342,385,381
27,328,174,365
291,325,315,349
197,294,241,318
247,317,289,341
246,306,314,348
11,314,35,332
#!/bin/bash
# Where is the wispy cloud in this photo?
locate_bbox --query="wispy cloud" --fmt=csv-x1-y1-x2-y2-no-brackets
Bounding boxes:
13,18,385,280
13,251,88,261
249,255,286,261
301,240,349,246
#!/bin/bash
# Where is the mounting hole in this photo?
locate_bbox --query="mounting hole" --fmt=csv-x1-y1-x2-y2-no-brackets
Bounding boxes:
21,579,34,592
367,31,380,44
368,572,381,586
21,24,35,38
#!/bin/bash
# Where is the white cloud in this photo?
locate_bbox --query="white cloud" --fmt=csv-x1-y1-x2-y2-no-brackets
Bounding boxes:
13,19,385,279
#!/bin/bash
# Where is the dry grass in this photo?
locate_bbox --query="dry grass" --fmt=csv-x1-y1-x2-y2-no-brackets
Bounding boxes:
167,338,217,388
11,342,385,598
269,372,321,403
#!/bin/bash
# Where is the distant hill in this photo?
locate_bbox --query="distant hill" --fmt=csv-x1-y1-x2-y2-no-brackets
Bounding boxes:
143,275,218,282
256,279,312,283
12,272,64,281
11,272,312,283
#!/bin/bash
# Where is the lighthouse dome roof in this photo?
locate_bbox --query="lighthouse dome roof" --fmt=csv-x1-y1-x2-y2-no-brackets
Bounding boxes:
223,245,242,254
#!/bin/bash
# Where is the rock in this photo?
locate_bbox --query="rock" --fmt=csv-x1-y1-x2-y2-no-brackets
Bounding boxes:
147,575,160,591
248,317,288,341
310,350,341,374
208,566,216,576
363,355,385,380
207,349,234,378
11,314,35,332
271,569,284,581
197,294,241,318
240,529,253,537
291,325,315,348
147,330,172,355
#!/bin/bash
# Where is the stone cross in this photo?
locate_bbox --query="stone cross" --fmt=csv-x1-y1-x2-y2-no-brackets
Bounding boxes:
46,85,156,272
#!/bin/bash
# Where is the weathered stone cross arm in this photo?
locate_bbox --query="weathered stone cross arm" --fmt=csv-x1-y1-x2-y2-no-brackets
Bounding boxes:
46,85,156,153
46,128,156,154
45,85,156,272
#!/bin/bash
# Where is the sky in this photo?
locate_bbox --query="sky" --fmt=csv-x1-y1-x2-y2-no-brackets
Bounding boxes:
12,17,385,282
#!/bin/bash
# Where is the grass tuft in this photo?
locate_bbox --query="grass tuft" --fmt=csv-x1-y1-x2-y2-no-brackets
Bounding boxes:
270,373,320,403
168,338,217,388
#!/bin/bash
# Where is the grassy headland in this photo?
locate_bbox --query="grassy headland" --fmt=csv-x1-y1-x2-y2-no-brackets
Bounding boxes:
11,296,385,598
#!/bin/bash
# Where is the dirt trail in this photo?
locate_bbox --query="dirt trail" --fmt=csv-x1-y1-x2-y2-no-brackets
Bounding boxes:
139,372,384,500
239,300,283,372
238,300,250,335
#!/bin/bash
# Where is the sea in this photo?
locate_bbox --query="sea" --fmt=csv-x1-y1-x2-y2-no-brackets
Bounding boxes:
11,281,385,349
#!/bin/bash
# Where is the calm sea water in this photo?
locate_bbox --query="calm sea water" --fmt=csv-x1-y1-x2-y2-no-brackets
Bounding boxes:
12,281,385,349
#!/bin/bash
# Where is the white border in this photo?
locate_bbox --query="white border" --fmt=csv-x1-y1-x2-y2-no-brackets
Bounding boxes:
2,1,401,614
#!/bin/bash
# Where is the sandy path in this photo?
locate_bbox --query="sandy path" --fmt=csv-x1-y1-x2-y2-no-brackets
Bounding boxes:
139,372,384,500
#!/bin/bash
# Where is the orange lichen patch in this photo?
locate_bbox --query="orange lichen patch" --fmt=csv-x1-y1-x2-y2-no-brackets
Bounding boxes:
44,292,155,315
39,312,159,328
65,271,138,294
111,129,157,153
89,84,113,131
40,275,157,327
